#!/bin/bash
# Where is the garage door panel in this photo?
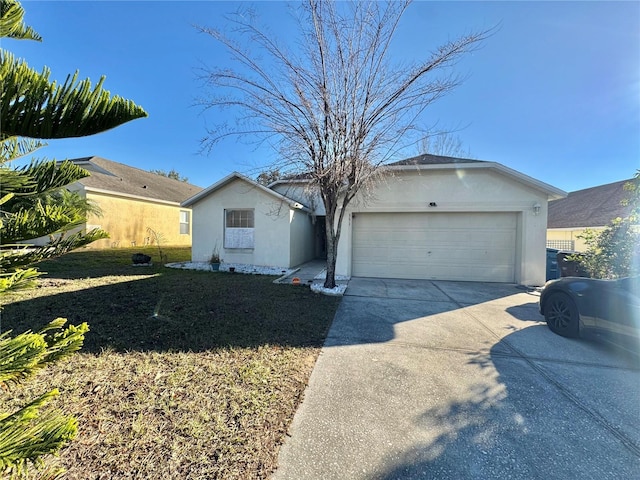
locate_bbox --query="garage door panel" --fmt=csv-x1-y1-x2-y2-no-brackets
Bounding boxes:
352,212,516,282
354,240,516,263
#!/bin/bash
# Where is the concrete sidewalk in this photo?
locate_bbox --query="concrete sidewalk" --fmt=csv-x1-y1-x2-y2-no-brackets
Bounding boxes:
276,259,350,294
272,278,640,480
275,259,327,285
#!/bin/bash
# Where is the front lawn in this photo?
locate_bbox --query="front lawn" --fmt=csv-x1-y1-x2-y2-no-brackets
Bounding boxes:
2,247,340,479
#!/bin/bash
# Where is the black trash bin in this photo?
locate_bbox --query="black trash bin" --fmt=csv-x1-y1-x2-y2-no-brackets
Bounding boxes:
546,248,560,281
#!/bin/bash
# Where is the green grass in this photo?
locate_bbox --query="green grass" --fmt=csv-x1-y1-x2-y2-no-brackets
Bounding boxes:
2,247,340,479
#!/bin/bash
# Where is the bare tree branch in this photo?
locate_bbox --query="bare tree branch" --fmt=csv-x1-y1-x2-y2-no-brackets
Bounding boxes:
197,0,491,287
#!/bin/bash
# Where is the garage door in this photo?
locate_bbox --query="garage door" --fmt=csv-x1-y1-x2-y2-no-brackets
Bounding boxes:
352,212,517,282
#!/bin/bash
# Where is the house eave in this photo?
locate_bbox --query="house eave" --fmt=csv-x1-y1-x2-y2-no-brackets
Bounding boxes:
182,172,312,213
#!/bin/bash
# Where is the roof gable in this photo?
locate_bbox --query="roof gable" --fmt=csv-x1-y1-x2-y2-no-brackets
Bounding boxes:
69,156,202,204
182,172,310,212
389,153,486,166
269,154,486,186
548,178,634,228
271,155,565,199
383,160,568,199
193,155,566,211
388,156,565,199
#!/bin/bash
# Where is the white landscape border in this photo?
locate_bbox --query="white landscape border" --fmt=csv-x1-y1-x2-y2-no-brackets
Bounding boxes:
165,262,349,296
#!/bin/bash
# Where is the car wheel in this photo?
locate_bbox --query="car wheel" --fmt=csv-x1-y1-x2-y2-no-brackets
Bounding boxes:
544,292,579,338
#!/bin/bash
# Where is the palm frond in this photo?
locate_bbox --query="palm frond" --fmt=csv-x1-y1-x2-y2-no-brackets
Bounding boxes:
0,160,90,205
0,391,77,477
0,168,33,204
0,0,42,41
1,136,46,163
17,160,90,196
0,201,87,243
0,228,108,275
0,267,39,295
0,319,88,387
0,51,147,140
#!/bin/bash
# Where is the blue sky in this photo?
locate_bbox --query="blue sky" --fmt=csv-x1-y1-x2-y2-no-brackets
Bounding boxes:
7,1,639,192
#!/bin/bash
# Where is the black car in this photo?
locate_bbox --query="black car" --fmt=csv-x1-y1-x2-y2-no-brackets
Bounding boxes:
539,276,640,352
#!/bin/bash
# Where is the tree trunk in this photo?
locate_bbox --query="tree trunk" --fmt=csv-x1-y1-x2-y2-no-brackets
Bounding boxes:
324,215,338,289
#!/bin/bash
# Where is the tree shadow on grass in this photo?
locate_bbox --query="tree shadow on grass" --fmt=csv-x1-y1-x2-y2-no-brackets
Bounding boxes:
2,270,341,353
33,247,192,280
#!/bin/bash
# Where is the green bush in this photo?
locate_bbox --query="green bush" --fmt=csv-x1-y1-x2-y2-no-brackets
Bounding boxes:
577,173,639,279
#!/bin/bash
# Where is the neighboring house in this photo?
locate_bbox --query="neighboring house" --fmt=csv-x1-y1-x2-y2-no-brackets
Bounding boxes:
52,156,202,249
547,179,634,252
183,154,566,285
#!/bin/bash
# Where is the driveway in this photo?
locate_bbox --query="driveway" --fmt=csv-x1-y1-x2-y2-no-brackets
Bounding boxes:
273,277,640,480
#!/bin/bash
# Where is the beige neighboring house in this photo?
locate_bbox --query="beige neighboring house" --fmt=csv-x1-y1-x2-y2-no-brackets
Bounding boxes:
57,156,202,249
547,179,634,252
184,154,566,285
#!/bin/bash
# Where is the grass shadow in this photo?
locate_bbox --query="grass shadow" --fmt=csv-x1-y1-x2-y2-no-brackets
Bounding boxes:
34,246,192,280
2,268,340,353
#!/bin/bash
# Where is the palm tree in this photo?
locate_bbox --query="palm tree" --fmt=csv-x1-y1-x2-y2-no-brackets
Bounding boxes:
0,1,147,477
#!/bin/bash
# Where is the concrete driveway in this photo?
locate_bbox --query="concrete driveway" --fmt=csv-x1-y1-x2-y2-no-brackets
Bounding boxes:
273,277,640,480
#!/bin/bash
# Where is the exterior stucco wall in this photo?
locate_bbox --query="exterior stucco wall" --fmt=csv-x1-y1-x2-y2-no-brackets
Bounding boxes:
546,227,603,252
84,191,193,249
191,179,294,267
334,168,550,285
289,210,315,266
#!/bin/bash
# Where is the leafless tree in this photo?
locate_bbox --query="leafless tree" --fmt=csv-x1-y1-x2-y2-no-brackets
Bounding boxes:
198,0,490,288
256,168,281,186
150,168,189,182
419,131,474,159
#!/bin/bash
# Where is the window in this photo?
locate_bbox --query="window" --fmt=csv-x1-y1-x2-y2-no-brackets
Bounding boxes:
226,210,254,228
180,210,190,234
225,209,254,248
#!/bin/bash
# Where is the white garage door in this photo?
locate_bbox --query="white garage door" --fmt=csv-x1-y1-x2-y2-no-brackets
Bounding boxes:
352,212,517,282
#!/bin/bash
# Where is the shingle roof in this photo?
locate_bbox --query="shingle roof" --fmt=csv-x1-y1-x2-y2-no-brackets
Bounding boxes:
389,153,487,166
269,154,486,185
68,156,202,204
548,178,634,229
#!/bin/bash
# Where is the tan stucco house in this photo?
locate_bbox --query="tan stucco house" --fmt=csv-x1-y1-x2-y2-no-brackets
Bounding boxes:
62,156,202,249
547,178,634,252
183,154,566,285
